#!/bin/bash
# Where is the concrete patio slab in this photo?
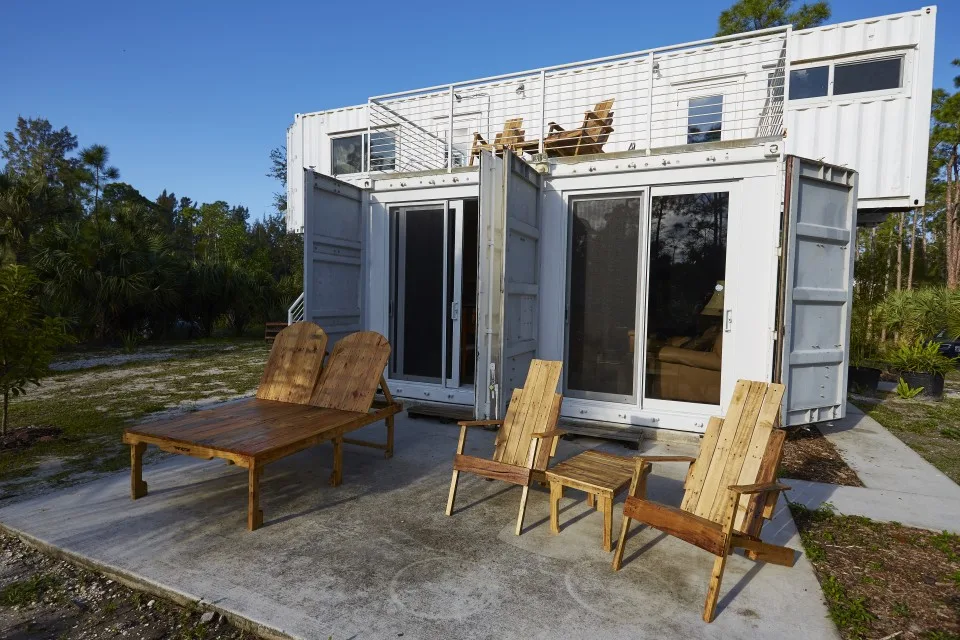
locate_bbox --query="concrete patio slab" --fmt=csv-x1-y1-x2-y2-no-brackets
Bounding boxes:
0,414,837,639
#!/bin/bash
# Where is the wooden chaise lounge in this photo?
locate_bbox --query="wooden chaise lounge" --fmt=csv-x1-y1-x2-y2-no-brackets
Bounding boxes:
123,325,402,530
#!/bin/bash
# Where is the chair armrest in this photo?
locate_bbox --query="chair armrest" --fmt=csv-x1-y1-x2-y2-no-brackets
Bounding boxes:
728,481,790,495
458,419,503,428
548,122,565,132
531,429,566,439
656,346,721,371
639,455,697,464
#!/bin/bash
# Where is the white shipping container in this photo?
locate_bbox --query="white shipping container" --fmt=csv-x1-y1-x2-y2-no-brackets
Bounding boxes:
302,140,857,433
286,7,935,233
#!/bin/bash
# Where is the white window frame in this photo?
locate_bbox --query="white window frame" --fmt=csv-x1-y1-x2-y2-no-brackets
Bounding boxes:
329,126,399,176
672,78,744,146
788,50,911,105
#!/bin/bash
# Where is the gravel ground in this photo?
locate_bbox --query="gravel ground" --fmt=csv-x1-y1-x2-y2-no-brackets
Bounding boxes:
0,534,256,639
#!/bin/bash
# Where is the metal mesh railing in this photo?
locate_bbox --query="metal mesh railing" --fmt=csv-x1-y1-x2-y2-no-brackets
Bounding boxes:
367,27,790,174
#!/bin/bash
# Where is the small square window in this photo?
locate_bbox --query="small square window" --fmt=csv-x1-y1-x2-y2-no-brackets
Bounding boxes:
331,135,364,175
687,95,723,144
834,58,902,95
789,66,829,100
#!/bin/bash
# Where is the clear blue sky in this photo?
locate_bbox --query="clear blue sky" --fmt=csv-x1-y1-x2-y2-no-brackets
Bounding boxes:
1,1,955,221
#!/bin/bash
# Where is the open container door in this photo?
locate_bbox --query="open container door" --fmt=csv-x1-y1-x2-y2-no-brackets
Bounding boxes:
779,156,858,426
475,151,542,419
302,169,365,345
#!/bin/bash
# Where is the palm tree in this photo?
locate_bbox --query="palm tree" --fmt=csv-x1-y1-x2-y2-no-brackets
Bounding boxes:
79,144,119,226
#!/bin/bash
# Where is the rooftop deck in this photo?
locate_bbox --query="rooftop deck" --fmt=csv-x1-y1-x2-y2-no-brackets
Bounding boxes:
365,27,790,175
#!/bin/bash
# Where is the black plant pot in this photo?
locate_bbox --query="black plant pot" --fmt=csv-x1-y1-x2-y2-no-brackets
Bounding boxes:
898,371,945,400
847,366,881,392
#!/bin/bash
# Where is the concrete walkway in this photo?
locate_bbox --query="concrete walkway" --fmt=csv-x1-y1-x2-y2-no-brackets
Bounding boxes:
784,403,960,533
0,414,838,640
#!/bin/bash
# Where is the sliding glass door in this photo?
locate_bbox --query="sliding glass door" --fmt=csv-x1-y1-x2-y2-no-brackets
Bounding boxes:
561,184,734,411
389,200,478,388
564,194,643,402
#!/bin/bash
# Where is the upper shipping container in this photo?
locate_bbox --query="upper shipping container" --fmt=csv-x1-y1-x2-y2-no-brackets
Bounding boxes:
285,7,936,233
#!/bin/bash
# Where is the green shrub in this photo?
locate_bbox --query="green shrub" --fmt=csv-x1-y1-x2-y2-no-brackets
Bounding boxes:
884,338,958,376
896,378,924,399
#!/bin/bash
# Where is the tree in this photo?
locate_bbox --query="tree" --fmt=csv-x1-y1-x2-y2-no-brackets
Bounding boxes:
0,264,71,436
1,117,78,183
931,64,960,288
79,144,120,222
716,0,830,36
268,146,287,213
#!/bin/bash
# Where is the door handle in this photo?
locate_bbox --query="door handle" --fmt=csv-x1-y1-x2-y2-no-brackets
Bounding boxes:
451,301,460,321
724,309,733,333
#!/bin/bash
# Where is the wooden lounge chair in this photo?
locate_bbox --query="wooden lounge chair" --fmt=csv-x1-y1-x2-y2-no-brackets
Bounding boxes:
445,359,563,535
123,328,402,531
468,117,540,166
611,380,795,622
543,98,615,158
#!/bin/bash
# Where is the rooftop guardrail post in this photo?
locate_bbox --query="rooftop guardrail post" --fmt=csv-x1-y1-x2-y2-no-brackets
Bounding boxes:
448,85,455,172
539,69,546,155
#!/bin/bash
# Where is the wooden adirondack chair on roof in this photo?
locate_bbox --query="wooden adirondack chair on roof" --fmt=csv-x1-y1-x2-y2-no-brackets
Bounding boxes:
468,117,540,166
445,359,564,535
612,380,796,622
543,98,615,157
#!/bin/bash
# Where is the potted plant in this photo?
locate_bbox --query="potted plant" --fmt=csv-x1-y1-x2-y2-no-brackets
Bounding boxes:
884,338,957,400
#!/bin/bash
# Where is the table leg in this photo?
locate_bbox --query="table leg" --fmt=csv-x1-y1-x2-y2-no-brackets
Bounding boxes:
130,442,148,499
601,494,613,552
330,437,343,486
248,462,263,531
587,493,596,509
549,481,563,534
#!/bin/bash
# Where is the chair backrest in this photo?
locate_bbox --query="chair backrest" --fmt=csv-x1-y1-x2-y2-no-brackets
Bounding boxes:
492,359,563,467
496,117,526,147
309,331,391,413
582,98,615,139
680,380,786,531
256,322,329,404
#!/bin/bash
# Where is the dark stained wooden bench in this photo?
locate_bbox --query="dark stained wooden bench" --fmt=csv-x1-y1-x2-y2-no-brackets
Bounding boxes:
123,327,401,530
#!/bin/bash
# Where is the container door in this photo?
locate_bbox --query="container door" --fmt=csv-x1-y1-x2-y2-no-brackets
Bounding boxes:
475,151,542,419
780,156,858,426
302,169,365,345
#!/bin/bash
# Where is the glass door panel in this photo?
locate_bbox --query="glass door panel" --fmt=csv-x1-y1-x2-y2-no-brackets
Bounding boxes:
565,195,643,402
390,200,479,388
644,192,729,405
391,206,445,382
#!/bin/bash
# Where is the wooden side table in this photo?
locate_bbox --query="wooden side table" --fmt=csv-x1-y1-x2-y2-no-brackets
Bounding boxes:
545,450,638,551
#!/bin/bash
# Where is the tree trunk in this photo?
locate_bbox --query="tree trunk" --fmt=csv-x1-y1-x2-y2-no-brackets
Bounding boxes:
896,210,904,291
947,149,959,289
907,208,918,290
881,228,893,343
2,390,8,438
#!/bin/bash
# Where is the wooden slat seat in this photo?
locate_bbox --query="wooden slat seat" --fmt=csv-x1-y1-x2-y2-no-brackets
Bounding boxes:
612,380,797,622
123,325,402,531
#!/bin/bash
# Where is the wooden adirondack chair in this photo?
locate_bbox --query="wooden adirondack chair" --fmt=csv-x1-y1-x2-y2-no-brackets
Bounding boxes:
543,98,615,157
612,380,795,622
468,117,540,166
445,359,564,535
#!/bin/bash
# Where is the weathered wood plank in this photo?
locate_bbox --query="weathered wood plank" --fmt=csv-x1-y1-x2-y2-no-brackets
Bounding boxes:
453,454,533,486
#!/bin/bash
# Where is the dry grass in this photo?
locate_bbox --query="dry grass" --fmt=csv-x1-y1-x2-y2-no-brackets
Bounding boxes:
792,504,960,639
0,339,270,498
